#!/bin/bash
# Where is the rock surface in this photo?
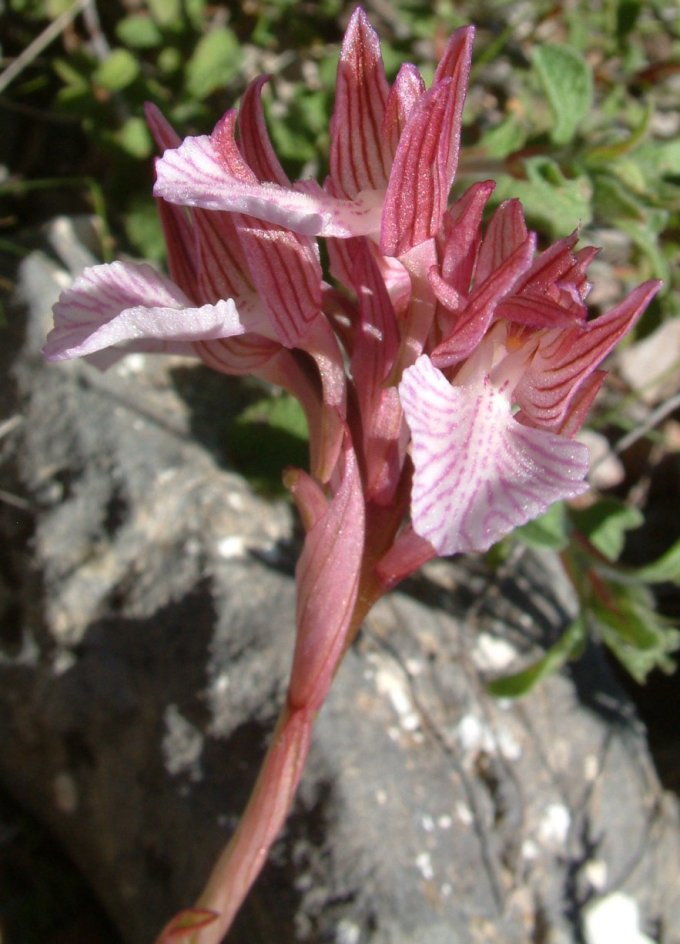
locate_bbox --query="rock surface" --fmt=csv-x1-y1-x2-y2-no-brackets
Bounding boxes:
1,219,679,944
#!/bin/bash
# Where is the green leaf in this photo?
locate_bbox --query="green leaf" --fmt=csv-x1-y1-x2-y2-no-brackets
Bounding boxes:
616,0,642,42
116,117,153,159
478,114,527,159
487,615,586,698
570,498,643,561
92,49,140,92
514,502,569,551
532,44,593,145
116,15,164,50
124,195,166,263
631,537,680,586
593,172,647,222
494,158,592,237
590,582,680,682
185,27,242,100
148,0,181,28
229,394,309,495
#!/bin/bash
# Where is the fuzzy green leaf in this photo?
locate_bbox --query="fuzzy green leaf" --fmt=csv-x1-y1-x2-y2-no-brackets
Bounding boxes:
116,15,164,49
185,27,242,100
570,498,643,561
631,538,680,586
515,502,569,551
532,44,593,145
92,49,140,92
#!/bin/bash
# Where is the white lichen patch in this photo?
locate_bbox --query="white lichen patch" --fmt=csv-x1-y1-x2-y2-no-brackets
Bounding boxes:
372,659,420,732
537,802,570,847
162,704,204,781
415,851,434,881
584,893,657,944
455,713,521,761
335,919,361,944
472,632,518,672
216,535,248,559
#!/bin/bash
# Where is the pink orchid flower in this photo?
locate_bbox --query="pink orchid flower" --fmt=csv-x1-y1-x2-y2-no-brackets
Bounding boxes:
45,8,660,943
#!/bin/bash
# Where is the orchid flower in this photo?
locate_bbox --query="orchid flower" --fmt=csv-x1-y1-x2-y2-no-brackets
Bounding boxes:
45,8,660,943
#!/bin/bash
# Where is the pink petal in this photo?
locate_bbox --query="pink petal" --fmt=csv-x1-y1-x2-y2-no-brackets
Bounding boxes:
287,437,365,711
193,206,254,303
44,261,247,361
195,334,281,375
237,76,291,186
440,180,495,291
383,63,426,154
399,356,590,555
144,102,181,152
154,131,382,238
474,199,528,286
381,27,474,256
431,232,536,367
515,280,661,428
349,241,404,502
330,7,391,198
236,221,322,347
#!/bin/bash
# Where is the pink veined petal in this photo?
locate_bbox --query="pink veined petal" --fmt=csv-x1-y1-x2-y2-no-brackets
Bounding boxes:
440,179,495,291
494,293,585,328
144,101,182,152
287,436,365,711
515,280,661,428
380,26,473,257
474,199,528,287
237,76,291,186
194,206,254,303
431,232,536,367
154,132,382,238
349,240,404,502
383,63,426,155
399,355,590,556
44,261,247,361
195,333,281,375
235,220,323,347
330,6,391,198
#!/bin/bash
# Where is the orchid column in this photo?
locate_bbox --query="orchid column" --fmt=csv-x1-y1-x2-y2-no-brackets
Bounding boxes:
44,8,659,943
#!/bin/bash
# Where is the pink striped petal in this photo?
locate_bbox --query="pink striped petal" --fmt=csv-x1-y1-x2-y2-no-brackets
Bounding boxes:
238,76,291,186
515,280,661,428
383,63,426,154
440,180,495,291
474,199,528,286
330,6,391,197
236,221,322,347
399,355,590,555
381,27,473,256
287,437,365,711
154,131,382,238
44,261,247,362
144,102,181,152
431,232,536,367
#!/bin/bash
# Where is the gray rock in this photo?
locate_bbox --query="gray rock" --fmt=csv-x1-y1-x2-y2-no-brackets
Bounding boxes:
1,218,679,944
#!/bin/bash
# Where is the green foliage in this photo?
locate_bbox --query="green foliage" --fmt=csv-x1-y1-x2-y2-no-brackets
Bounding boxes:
532,44,594,146
228,393,309,496
497,499,680,695
185,27,242,100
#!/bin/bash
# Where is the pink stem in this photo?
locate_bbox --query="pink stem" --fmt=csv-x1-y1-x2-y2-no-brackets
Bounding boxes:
156,703,314,944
